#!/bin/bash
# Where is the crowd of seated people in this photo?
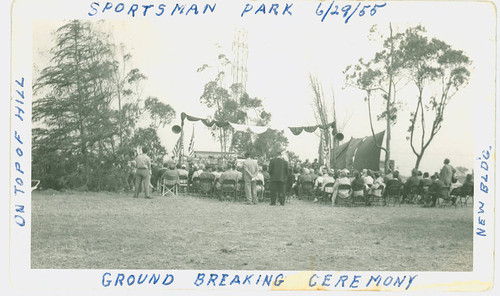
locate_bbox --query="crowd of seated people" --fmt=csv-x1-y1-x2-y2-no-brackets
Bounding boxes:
154,156,473,207
282,163,474,207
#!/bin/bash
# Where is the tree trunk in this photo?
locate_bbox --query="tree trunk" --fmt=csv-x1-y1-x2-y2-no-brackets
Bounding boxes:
384,23,394,173
414,154,423,170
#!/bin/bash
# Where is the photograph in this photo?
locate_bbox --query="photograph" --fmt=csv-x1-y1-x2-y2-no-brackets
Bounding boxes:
8,0,496,292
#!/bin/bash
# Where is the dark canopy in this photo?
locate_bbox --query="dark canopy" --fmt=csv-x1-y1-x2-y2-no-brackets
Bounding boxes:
332,131,385,171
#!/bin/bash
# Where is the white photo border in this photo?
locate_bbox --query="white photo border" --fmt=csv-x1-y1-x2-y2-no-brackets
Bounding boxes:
9,0,496,293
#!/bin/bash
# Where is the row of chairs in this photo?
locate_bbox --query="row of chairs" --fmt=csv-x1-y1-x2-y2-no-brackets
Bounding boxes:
294,180,473,208
158,176,473,209
158,176,269,202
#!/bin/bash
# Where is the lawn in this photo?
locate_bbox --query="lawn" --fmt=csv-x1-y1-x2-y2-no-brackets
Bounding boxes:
31,190,473,271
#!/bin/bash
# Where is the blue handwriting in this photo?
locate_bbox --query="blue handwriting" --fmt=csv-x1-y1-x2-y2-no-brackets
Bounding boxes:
309,274,417,290
13,77,26,227
315,1,386,23
476,146,491,237
102,272,174,287
240,3,293,17
88,2,216,17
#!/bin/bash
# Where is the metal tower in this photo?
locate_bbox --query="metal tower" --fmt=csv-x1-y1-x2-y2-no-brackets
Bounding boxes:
231,27,248,98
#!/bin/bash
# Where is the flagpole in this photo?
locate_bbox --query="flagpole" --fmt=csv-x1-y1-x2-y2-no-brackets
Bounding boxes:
179,128,184,165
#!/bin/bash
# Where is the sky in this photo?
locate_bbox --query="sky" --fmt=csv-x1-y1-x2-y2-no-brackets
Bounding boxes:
32,1,496,175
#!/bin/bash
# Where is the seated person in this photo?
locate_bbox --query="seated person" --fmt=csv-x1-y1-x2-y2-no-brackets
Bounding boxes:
457,174,473,200
298,168,314,196
218,164,239,189
321,170,336,194
199,166,215,181
298,168,313,184
212,166,222,181
192,164,204,180
314,169,327,195
403,169,420,201
331,170,351,205
427,175,445,207
450,177,462,193
310,169,319,184
177,164,189,179
368,172,385,199
392,170,403,182
419,172,433,196
290,167,300,198
383,169,393,184
362,169,374,189
351,171,365,201
161,162,180,185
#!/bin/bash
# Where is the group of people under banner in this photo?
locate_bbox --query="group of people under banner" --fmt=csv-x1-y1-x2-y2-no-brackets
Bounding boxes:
131,147,474,207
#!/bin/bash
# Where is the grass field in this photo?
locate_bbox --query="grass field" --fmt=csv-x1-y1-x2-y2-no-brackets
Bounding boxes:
31,190,473,271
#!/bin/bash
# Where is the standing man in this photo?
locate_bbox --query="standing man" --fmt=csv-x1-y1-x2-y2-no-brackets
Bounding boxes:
134,147,152,199
242,152,259,205
269,152,289,206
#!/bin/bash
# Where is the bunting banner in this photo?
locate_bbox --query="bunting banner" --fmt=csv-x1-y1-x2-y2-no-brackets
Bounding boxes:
180,112,336,136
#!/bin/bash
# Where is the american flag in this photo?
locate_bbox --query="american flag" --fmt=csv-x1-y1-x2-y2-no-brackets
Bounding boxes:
188,126,195,158
172,133,183,160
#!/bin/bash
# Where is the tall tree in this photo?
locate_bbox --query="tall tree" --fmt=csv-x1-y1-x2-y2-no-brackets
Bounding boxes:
309,74,331,166
252,130,289,160
143,96,176,131
32,20,171,190
33,20,117,189
199,50,277,155
110,44,147,147
401,26,471,169
344,24,406,172
34,21,116,158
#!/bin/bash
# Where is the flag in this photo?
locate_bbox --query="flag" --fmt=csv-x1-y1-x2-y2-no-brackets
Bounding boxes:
172,133,183,160
188,126,195,158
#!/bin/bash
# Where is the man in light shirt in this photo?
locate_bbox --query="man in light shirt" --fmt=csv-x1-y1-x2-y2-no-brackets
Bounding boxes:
242,152,259,205
134,147,152,199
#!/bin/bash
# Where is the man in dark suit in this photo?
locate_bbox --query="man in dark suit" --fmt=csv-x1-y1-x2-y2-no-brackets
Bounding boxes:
268,152,288,206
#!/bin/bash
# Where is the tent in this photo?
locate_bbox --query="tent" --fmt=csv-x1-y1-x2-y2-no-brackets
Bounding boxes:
332,131,385,171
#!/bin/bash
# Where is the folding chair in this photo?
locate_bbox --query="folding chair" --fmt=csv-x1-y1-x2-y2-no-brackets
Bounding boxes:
190,177,200,195
437,186,456,208
419,186,431,206
236,179,245,200
351,183,366,206
299,181,315,200
334,184,352,206
321,183,335,204
369,184,384,206
199,178,214,198
159,178,178,196
264,182,271,200
178,175,188,195
31,180,41,192
256,179,265,201
384,181,403,206
219,179,237,201
459,185,474,207
405,185,420,204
